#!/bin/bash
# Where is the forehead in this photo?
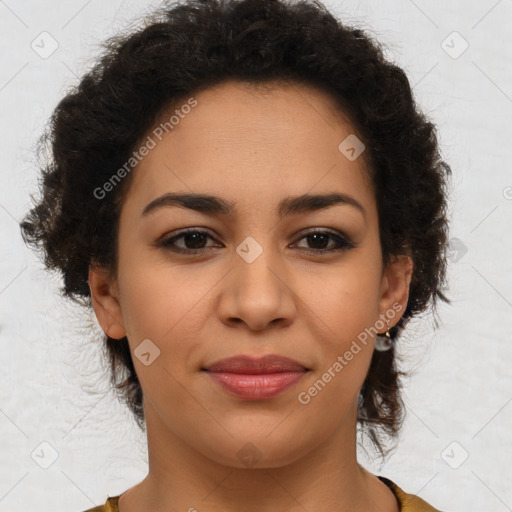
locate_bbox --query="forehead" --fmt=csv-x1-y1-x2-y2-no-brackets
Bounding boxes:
121,80,375,219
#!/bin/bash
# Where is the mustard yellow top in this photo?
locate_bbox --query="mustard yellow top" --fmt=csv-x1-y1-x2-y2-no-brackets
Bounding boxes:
82,476,442,511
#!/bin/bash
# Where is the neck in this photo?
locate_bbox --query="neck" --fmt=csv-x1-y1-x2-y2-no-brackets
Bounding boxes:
118,399,399,512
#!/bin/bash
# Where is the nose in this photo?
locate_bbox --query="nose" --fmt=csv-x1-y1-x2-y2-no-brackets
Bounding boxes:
217,242,297,332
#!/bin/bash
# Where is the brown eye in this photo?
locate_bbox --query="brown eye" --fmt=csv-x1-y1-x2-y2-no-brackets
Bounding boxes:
159,229,219,252
157,228,355,256
292,230,355,255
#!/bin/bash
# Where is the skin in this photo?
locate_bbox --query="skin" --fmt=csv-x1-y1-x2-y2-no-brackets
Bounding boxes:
89,80,413,512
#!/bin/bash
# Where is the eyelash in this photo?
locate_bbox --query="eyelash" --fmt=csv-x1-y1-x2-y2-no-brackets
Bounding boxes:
157,228,355,255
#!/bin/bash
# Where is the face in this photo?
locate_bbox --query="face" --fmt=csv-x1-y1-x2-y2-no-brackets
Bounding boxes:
89,80,412,469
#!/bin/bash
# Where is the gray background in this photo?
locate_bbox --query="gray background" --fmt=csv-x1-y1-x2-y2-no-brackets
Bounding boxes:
1,1,511,511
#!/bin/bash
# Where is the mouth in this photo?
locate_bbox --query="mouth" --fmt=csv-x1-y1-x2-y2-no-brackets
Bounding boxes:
202,354,310,400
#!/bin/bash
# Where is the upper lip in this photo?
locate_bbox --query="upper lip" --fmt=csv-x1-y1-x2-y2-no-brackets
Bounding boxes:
203,355,309,374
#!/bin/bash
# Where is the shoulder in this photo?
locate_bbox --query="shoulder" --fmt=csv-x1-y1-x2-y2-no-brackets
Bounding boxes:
378,476,444,512
81,495,121,512
81,483,445,512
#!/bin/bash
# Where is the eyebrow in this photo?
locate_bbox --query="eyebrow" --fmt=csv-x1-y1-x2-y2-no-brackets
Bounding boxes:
141,192,366,219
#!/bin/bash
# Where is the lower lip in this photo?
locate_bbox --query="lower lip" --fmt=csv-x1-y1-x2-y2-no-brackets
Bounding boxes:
205,371,307,400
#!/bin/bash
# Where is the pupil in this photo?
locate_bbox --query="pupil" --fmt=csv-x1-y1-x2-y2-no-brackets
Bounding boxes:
186,233,206,249
182,233,331,250
309,233,328,249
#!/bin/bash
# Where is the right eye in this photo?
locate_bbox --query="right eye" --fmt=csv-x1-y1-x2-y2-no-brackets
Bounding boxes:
157,228,221,253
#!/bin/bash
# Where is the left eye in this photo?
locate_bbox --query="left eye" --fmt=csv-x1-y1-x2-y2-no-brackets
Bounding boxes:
293,231,354,253
158,229,354,254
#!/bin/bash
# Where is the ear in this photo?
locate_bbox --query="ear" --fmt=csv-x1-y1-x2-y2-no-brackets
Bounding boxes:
88,265,127,339
378,254,414,328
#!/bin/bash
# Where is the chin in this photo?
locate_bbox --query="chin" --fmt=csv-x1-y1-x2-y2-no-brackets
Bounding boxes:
197,428,318,469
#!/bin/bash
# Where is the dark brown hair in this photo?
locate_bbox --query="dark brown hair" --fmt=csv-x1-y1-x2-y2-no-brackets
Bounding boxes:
20,0,452,459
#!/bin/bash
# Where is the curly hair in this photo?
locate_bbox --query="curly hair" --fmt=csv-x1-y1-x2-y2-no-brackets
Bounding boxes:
20,0,452,459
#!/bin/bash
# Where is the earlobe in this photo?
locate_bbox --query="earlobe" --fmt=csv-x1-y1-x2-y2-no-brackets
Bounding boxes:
88,265,127,340
379,255,414,325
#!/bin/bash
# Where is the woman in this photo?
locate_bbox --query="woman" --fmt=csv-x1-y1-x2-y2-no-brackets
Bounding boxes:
20,0,452,510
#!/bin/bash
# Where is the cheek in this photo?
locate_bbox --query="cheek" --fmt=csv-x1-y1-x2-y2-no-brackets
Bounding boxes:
295,279,376,421
296,259,380,397
305,259,382,339
116,252,222,398
117,247,214,341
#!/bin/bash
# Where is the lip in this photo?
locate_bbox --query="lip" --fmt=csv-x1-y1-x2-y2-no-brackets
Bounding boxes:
204,354,308,373
202,355,310,400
